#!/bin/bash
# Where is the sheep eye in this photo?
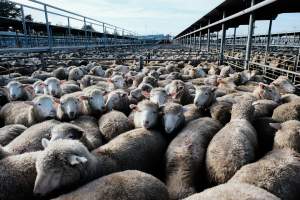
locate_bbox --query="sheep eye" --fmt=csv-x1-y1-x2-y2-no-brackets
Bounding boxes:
90,97,93,100
38,103,42,106
68,134,75,139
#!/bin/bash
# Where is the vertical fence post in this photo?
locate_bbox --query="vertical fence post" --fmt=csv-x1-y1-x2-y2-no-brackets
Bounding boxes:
207,19,211,53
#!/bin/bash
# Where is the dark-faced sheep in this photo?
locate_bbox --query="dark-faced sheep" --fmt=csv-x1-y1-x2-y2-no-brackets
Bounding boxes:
161,102,185,135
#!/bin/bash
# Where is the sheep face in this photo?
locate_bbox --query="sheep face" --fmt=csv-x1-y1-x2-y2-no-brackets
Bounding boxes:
111,75,126,89
272,76,296,94
194,86,216,109
254,83,281,102
132,101,159,129
7,81,23,100
105,91,128,111
49,123,84,142
33,81,44,95
44,78,61,97
60,96,81,120
150,88,167,106
87,90,105,113
32,96,57,120
162,104,185,134
34,140,90,196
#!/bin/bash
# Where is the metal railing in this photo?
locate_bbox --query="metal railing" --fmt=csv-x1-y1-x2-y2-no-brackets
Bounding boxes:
0,0,144,52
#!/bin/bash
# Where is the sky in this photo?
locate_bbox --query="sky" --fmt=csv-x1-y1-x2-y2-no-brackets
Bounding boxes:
11,0,300,37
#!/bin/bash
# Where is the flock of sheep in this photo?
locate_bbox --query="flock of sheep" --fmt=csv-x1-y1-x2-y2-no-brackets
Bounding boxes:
0,46,299,200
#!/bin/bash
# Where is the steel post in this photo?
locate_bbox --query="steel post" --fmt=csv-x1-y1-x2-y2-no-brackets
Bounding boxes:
44,5,52,50
264,19,273,65
244,0,255,69
21,5,28,48
207,19,211,52
220,11,226,65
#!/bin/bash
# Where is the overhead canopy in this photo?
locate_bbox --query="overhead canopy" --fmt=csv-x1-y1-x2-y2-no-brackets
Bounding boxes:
175,0,300,39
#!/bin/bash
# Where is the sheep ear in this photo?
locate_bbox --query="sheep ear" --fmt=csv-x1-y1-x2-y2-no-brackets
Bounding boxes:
25,101,35,106
68,155,88,166
41,138,50,149
269,123,281,130
107,78,112,83
129,104,137,110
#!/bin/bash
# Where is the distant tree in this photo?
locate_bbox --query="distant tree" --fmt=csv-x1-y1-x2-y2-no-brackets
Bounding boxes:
25,14,33,21
0,0,21,18
82,24,95,32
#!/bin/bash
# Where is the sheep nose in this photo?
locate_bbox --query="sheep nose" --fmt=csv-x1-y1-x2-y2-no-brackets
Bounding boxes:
69,111,75,118
145,120,149,125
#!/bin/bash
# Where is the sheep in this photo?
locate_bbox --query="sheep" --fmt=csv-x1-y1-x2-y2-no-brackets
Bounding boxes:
94,128,167,174
0,124,27,146
149,87,168,106
35,128,167,196
229,149,300,200
165,80,193,105
0,150,40,200
206,100,258,184
105,89,130,114
252,99,279,118
281,93,300,103
253,117,278,157
44,120,101,150
272,120,300,153
56,94,81,121
68,67,84,81
272,101,300,122
194,86,216,109
33,80,44,95
71,116,103,149
128,88,145,104
0,87,10,106
161,102,185,135
219,65,234,77
52,67,68,80
98,110,134,141
6,80,34,101
108,75,127,89
183,183,280,200
89,65,105,77
165,118,222,200
4,120,60,155
130,100,159,129
43,77,62,97
0,95,57,127
271,76,296,94
182,104,204,123
52,170,169,200
209,101,232,125
253,82,281,102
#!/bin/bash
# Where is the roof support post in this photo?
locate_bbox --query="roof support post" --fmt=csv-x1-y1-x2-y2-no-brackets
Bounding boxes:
44,4,52,51
220,11,226,65
21,5,28,48
244,0,255,70
264,19,273,65
207,19,211,52
199,25,202,50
